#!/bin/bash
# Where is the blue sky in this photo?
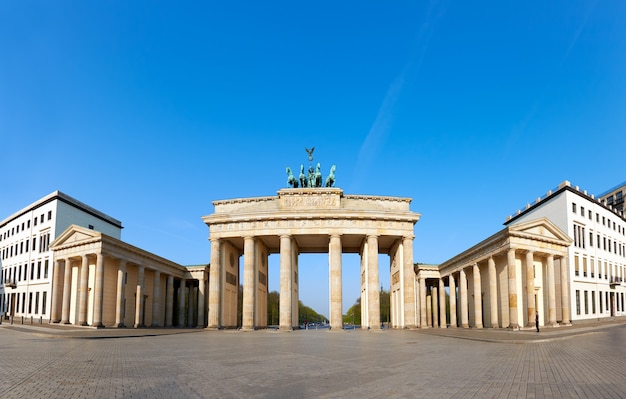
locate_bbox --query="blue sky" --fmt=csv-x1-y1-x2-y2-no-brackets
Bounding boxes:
2,1,626,318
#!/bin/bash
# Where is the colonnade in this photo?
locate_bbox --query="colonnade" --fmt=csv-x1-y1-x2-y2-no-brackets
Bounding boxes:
416,249,570,329
49,253,206,328
208,233,417,330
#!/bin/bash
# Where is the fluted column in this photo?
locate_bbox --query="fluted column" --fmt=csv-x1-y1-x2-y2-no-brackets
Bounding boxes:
50,259,63,323
78,255,90,326
507,248,519,329
151,271,161,327
560,256,570,324
449,274,457,328
488,257,498,328
460,268,469,328
367,235,380,329
165,275,174,327
134,265,145,328
242,236,256,330
115,260,126,327
197,275,206,328
525,251,535,327
329,234,343,330
473,263,483,328
547,254,557,326
61,258,72,324
187,284,195,327
438,278,446,328
92,253,105,328
178,279,186,326
419,276,428,328
279,235,293,331
403,236,416,328
208,239,221,329
432,286,438,328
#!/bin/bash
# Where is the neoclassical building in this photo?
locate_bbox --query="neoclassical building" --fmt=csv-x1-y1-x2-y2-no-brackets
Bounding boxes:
48,225,208,328
416,181,626,330
416,218,572,330
202,188,420,330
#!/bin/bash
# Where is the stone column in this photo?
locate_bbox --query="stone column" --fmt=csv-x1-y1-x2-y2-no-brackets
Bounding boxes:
329,234,343,330
61,258,72,324
473,263,483,328
50,259,63,323
165,275,174,327
488,257,498,328
403,236,417,328
367,235,381,329
419,276,428,328
208,239,221,329
78,255,90,326
507,248,519,329
460,268,469,328
178,279,186,326
279,235,293,330
151,271,161,327
525,251,535,327
560,256,570,324
449,274,457,328
134,265,145,328
547,254,557,326
93,253,105,328
115,260,126,327
431,286,438,328
197,275,206,328
242,236,256,330
439,278,446,328
187,284,195,327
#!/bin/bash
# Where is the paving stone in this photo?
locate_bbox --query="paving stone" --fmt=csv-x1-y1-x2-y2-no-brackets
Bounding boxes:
0,322,624,398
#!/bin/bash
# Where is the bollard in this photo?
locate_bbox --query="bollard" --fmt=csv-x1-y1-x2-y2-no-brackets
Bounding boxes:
40,316,43,324
10,315,13,325
21,316,24,325
31,316,33,325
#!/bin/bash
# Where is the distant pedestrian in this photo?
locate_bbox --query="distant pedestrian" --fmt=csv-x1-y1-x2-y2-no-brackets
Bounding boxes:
535,311,539,332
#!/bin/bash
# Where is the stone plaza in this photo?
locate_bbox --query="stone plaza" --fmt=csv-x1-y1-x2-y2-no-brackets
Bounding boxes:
1,321,625,398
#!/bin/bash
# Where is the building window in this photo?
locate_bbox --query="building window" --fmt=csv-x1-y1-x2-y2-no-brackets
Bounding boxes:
44,260,49,279
590,259,595,278
583,257,587,277
35,292,39,314
589,210,592,220
37,261,41,279
592,291,596,314
40,214,44,223
88,225,94,230
584,291,589,314
47,211,52,220
576,290,581,315
42,292,47,315
30,262,35,280
574,255,579,276
589,232,593,247
572,203,577,213
599,291,603,313
581,206,585,216
606,292,610,311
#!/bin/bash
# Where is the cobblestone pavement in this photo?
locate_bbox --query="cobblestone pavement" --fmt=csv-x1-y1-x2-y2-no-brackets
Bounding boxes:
1,321,625,398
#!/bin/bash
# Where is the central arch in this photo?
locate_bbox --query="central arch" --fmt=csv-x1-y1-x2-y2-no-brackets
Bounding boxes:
202,188,420,330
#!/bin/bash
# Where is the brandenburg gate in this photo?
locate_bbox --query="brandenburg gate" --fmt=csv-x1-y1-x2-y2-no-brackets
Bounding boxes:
202,184,420,330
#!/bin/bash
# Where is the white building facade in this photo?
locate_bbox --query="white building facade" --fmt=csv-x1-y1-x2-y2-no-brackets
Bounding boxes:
0,191,122,321
505,181,626,322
